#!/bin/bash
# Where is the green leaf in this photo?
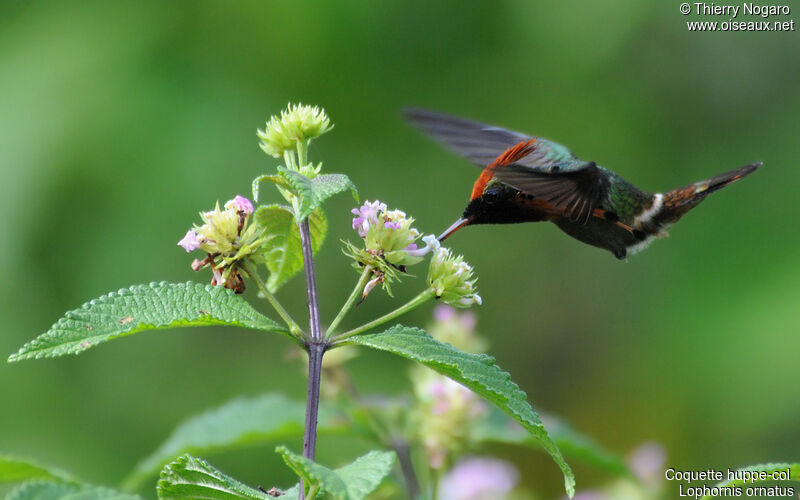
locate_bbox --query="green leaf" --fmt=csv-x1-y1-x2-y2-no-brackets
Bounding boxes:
7,481,143,500
310,174,358,210
345,325,576,498
276,447,395,500
6,482,79,500
123,394,345,490
157,455,268,499
472,408,630,476
274,169,358,221
252,174,292,203
8,282,288,362
0,455,77,485
253,205,327,293
701,463,800,499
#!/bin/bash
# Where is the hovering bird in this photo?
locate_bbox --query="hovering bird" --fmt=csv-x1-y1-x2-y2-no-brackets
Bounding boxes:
405,109,761,259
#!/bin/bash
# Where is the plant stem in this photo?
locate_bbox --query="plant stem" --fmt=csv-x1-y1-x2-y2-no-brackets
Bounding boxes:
325,266,372,337
298,218,325,500
299,220,323,343
244,261,304,340
296,140,308,168
303,343,325,459
392,438,420,500
333,288,436,342
284,150,297,170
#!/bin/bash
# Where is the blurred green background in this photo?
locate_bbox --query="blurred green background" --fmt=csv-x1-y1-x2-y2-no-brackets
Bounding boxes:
1,1,798,498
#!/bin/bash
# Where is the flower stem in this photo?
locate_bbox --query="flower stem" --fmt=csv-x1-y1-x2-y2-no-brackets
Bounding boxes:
244,261,304,340
296,139,308,168
284,150,297,170
298,218,325,500
333,288,436,342
299,220,323,343
303,343,325,459
392,438,420,500
325,266,372,338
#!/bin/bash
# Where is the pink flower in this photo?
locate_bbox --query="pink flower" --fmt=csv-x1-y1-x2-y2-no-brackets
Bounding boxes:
225,195,254,214
177,230,201,252
628,442,665,484
434,305,456,323
438,457,519,500
351,200,387,237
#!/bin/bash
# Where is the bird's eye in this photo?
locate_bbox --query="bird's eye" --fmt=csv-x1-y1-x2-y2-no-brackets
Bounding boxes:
483,189,499,203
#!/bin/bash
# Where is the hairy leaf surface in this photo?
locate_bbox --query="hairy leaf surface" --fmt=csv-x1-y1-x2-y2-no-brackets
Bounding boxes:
9,282,287,362
157,455,268,499
277,447,395,500
272,169,357,221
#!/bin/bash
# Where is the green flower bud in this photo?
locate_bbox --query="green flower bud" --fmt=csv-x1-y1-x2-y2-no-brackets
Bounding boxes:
427,247,482,308
281,103,333,141
256,103,332,159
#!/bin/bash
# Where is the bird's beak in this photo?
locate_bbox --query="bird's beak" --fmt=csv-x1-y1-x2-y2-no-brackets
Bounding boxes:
437,217,471,242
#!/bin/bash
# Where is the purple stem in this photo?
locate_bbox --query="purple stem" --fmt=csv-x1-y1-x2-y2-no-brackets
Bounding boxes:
298,219,325,499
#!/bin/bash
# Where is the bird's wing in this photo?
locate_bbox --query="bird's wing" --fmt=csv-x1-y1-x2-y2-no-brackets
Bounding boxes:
494,162,608,224
404,108,583,171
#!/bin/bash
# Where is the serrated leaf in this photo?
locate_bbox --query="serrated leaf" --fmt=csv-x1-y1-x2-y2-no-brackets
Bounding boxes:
0,455,77,485
701,463,800,499
276,447,395,500
272,169,358,221
156,455,268,500
123,394,346,490
345,325,575,498
8,282,289,362
252,174,292,203
253,205,327,293
308,174,358,214
7,481,143,500
472,408,630,476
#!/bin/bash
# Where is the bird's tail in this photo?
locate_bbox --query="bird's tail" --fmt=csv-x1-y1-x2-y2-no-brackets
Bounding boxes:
658,162,761,224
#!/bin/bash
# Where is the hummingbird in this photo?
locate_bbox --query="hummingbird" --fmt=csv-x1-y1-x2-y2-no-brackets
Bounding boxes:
405,108,761,259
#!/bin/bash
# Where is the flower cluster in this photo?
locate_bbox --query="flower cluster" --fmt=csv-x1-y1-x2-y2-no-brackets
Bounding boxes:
428,247,481,307
413,373,487,469
346,200,440,295
177,195,262,293
411,307,489,470
257,103,332,162
351,200,439,268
